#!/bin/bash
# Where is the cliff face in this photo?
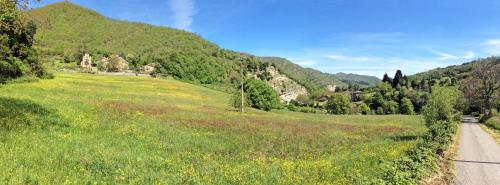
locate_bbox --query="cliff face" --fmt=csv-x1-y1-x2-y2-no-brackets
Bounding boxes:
251,66,308,103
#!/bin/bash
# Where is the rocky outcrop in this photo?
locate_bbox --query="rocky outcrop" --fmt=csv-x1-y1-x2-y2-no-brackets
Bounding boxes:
97,55,129,72
254,66,308,103
327,85,337,92
141,64,155,74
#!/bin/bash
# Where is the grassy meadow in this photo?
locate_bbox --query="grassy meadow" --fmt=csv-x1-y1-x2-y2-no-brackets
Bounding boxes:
0,73,425,184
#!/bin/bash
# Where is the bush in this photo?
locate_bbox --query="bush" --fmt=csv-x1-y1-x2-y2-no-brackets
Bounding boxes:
299,107,319,114
287,104,298,112
230,90,247,111
376,107,385,115
243,79,279,111
422,86,460,126
485,116,500,131
326,93,350,114
400,98,415,115
383,100,399,114
360,103,371,115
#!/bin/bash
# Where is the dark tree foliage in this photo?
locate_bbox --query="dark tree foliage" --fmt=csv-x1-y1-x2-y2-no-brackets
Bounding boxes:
392,70,403,88
382,73,392,84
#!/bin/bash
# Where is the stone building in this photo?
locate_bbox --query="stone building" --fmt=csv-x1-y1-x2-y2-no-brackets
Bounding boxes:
80,53,92,68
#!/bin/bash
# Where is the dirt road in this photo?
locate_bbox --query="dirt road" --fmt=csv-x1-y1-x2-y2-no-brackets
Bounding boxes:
455,116,500,185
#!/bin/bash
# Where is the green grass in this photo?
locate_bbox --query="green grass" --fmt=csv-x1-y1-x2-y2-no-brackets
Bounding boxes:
483,116,500,143
485,115,500,131
0,73,425,184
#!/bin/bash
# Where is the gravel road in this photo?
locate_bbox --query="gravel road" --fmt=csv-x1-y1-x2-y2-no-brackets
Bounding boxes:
455,116,500,185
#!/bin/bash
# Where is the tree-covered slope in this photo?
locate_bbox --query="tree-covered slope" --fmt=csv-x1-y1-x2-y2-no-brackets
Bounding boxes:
409,57,500,82
28,2,378,91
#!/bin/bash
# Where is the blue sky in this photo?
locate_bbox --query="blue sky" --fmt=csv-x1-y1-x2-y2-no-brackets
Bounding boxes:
33,0,500,77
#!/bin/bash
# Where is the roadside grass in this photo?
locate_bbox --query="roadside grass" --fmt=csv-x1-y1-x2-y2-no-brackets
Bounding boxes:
0,73,426,184
480,116,500,143
485,115,500,131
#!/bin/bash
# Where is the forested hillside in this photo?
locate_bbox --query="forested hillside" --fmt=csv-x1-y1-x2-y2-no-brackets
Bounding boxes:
27,2,377,92
408,57,500,83
409,57,500,114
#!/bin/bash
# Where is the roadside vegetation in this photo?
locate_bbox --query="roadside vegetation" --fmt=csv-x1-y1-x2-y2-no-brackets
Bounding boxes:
485,115,500,130
379,86,462,184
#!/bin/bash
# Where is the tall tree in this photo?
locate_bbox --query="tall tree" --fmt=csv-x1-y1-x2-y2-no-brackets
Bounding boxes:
392,70,403,88
382,73,392,84
469,61,500,114
0,0,43,81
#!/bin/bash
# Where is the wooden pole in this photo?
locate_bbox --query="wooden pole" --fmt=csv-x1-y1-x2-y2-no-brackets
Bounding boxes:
240,62,245,113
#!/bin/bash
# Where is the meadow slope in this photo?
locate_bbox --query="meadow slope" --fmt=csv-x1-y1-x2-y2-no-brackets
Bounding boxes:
0,73,425,184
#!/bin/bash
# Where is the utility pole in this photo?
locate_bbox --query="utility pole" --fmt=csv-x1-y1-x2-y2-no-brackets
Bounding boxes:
240,61,245,113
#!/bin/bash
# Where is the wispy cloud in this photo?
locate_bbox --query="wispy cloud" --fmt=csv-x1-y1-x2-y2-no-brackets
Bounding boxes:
483,39,500,55
323,53,374,62
430,50,475,60
168,0,196,31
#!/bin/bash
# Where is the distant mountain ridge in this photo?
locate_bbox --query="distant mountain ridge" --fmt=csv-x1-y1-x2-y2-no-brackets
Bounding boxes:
262,57,379,92
28,2,379,94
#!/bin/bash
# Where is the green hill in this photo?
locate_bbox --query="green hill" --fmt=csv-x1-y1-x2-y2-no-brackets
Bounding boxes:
408,56,500,82
28,2,378,92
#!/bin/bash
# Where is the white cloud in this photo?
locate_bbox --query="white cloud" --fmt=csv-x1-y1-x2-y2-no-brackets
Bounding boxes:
168,0,196,31
485,39,500,46
323,53,374,62
294,60,317,66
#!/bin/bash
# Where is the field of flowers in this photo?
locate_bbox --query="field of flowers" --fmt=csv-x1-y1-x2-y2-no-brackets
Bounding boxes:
0,73,425,184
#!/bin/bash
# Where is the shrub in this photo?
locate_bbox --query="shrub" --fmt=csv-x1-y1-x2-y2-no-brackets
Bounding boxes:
349,104,361,115
287,104,298,112
422,86,460,126
400,98,415,115
230,90,247,111
376,107,385,115
383,100,399,114
360,103,371,115
243,79,279,111
326,93,350,115
485,116,500,130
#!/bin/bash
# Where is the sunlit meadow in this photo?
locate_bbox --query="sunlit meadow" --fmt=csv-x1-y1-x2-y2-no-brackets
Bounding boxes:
0,73,425,184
